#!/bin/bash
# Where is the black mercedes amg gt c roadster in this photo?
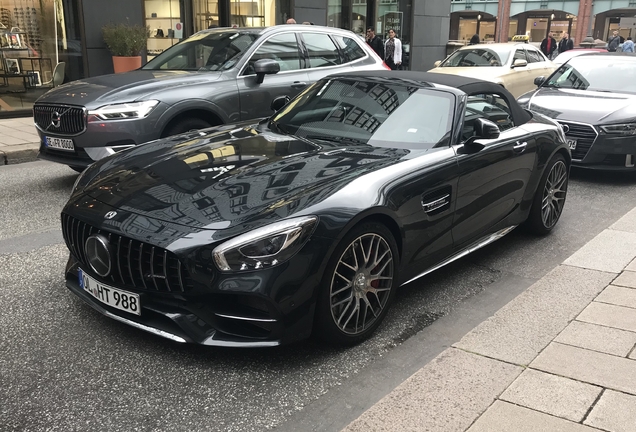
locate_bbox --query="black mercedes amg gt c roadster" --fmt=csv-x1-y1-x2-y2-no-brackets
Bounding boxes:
61,71,570,347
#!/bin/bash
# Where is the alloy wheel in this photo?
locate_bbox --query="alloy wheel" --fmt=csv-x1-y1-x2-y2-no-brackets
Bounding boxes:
541,160,568,228
329,233,394,335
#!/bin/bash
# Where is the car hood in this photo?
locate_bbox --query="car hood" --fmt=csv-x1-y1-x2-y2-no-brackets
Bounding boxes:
428,67,508,82
526,88,636,124
35,70,223,107
77,126,412,240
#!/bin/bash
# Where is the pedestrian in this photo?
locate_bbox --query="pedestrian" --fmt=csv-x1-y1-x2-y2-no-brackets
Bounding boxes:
540,31,557,59
469,34,480,45
558,32,574,54
607,30,623,52
384,29,402,70
622,36,635,53
286,18,296,24
366,27,384,59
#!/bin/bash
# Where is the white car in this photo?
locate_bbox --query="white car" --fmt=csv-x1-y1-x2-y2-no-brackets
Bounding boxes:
428,43,557,98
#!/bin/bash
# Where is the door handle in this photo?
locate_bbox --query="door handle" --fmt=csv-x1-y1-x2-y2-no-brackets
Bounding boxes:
291,81,307,89
513,141,527,153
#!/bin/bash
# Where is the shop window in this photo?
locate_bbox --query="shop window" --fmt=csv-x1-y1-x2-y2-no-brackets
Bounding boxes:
244,33,301,74
302,33,341,68
145,0,181,60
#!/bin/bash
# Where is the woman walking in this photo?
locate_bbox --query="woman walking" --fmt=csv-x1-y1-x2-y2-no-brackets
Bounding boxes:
384,29,402,70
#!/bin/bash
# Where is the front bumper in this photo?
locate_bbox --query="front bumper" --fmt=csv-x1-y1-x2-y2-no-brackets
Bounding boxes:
64,247,321,347
570,129,636,171
34,104,168,165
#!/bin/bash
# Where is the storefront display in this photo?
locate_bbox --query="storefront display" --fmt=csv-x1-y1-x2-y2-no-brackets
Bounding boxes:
0,0,74,115
145,0,181,59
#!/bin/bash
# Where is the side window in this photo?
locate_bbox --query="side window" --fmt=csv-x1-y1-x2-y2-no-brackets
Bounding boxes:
526,49,543,63
332,35,366,63
513,49,527,63
302,32,342,68
462,94,515,141
244,33,301,75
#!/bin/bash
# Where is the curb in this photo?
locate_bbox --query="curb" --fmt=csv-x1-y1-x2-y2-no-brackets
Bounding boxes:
0,143,39,165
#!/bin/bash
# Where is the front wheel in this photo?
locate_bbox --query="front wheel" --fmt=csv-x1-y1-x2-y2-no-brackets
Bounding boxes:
525,153,568,235
163,118,212,137
314,222,399,345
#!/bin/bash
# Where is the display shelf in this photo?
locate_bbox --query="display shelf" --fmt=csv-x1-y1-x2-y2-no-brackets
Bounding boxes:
146,17,179,20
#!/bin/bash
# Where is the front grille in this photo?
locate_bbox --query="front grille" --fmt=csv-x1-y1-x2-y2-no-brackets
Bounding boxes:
61,213,194,292
34,104,86,135
558,121,597,160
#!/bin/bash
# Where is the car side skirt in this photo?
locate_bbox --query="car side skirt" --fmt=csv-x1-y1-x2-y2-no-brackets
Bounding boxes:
400,225,518,286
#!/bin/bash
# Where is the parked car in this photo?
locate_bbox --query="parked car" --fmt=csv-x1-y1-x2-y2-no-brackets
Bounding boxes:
428,43,556,98
518,52,636,170
61,71,569,347
34,25,387,171
552,48,607,65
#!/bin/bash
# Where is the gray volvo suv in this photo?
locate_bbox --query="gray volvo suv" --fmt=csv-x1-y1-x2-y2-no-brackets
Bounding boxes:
34,25,387,171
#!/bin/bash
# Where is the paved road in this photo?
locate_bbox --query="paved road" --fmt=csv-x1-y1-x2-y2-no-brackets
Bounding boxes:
1,161,635,432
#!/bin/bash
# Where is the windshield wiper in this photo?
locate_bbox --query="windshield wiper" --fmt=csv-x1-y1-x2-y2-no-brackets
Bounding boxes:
306,135,367,145
269,120,290,135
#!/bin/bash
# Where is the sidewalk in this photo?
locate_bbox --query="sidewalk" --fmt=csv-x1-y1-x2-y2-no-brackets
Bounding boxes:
344,209,636,431
0,116,40,165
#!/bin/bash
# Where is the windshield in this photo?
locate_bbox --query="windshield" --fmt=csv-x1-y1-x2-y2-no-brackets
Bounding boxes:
543,56,636,93
440,47,511,67
270,78,455,149
142,31,259,71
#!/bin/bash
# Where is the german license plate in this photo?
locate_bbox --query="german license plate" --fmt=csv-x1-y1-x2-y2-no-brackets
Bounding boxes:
78,268,140,315
566,139,577,150
45,136,74,151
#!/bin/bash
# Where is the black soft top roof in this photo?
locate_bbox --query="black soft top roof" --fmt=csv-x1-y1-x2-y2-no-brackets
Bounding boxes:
333,71,533,126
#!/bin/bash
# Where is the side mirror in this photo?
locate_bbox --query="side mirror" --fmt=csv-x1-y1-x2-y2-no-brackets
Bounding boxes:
534,76,546,87
474,118,500,140
434,60,442,67
512,59,528,68
463,118,500,152
271,95,290,112
254,59,280,84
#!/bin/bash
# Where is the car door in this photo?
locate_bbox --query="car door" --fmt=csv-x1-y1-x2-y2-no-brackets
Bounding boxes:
237,32,310,121
298,32,350,83
452,93,538,250
505,48,533,97
526,47,554,81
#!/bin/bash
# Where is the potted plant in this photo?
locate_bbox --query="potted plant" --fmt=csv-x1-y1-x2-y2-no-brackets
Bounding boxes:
102,22,150,73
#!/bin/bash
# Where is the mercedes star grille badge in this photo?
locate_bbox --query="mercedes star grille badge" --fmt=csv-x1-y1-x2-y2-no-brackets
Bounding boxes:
104,211,118,220
562,124,570,134
85,234,112,277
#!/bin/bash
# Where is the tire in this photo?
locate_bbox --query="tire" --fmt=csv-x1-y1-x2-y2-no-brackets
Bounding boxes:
164,118,212,137
314,222,399,345
525,153,568,235
68,165,85,173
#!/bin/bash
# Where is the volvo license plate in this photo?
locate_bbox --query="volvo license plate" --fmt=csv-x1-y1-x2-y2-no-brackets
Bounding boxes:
45,136,74,151
79,268,141,315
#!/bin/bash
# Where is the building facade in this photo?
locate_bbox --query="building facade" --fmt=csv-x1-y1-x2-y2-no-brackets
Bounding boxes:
0,0,449,118
451,0,636,47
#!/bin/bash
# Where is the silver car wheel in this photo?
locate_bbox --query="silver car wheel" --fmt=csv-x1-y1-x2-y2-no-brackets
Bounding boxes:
541,160,568,228
329,233,394,335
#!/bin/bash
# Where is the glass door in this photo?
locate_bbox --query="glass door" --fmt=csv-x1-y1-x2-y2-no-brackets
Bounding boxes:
230,0,265,27
145,0,181,60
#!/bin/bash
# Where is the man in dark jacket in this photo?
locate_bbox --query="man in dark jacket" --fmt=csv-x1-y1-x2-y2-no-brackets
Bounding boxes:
607,30,624,52
558,33,574,54
366,27,384,59
540,31,557,59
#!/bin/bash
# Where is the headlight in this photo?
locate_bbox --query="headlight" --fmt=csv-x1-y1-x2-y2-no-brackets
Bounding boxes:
213,216,317,272
88,100,159,120
600,123,636,136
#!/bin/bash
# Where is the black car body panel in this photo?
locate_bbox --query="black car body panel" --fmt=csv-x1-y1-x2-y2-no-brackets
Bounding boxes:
61,72,569,346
